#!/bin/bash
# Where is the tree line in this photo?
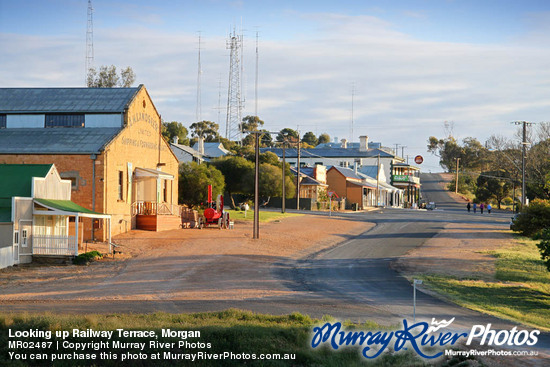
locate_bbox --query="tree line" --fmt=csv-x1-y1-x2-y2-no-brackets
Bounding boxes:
166,116,332,209
427,122,550,208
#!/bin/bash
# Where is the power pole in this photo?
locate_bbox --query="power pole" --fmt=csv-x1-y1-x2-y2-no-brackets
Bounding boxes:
513,121,533,207
255,30,259,118
376,153,380,206
455,157,460,194
85,0,94,85
282,142,286,213
253,132,260,239
296,138,301,210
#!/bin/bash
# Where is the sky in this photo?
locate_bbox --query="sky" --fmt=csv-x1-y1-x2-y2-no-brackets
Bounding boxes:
2,0,550,172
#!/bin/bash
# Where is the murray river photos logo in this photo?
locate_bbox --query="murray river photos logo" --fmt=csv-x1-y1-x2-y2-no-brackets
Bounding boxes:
311,318,540,359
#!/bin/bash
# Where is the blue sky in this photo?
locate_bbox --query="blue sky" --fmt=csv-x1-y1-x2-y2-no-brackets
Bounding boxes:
2,0,550,171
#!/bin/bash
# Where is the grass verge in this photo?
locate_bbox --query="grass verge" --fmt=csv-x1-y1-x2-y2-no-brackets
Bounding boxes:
0,309,439,367
231,210,302,223
421,237,550,330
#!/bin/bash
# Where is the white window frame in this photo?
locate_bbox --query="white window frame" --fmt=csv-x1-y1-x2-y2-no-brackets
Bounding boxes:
13,230,19,245
21,229,28,247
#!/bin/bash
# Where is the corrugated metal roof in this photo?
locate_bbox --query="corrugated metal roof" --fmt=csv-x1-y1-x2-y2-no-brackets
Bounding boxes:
358,165,378,178
191,142,230,158
0,128,121,154
0,164,52,200
0,87,140,113
260,147,394,158
328,166,365,180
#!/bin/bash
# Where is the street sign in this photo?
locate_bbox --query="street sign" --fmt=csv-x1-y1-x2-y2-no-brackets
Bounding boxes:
328,191,339,198
414,155,424,164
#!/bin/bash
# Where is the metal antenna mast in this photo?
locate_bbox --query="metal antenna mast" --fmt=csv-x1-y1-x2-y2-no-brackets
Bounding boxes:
350,83,355,143
255,30,259,118
196,32,202,122
225,27,244,142
85,0,94,85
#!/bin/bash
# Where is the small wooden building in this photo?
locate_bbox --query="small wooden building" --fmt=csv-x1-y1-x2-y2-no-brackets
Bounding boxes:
0,164,110,268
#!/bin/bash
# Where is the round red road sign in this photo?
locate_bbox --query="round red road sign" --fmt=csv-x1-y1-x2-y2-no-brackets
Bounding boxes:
414,155,424,164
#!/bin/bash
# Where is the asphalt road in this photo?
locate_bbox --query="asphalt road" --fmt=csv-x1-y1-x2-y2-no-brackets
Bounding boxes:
1,173,548,357
282,173,519,328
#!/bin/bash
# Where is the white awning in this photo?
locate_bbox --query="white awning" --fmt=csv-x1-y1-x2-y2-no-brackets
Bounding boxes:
134,167,174,180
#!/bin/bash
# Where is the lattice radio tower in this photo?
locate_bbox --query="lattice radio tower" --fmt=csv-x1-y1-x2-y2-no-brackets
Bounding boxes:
85,0,94,85
225,28,244,142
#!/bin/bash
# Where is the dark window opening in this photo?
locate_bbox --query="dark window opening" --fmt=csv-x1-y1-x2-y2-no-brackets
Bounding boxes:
118,171,124,201
93,219,102,229
60,171,80,190
0,114,6,128
45,114,85,128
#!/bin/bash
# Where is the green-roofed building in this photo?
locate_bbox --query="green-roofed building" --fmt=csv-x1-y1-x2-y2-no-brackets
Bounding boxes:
0,164,111,269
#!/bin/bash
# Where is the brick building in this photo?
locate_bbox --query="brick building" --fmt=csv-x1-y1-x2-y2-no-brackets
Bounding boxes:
0,85,179,241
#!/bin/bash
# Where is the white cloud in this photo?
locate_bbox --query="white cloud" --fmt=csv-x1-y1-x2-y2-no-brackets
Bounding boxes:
2,9,550,171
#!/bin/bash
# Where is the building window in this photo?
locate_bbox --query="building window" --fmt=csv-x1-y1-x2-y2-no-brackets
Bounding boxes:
118,171,124,201
45,114,85,128
60,171,80,190
315,162,323,166
21,229,28,247
13,231,19,245
163,180,168,203
0,114,6,128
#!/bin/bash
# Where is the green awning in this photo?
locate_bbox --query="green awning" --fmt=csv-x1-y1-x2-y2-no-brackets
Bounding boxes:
34,198,110,219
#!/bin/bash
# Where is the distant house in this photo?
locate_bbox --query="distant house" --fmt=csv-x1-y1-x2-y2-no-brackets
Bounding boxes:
169,136,205,164
326,166,403,209
261,136,400,185
290,165,328,202
262,134,418,207
0,164,111,269
391,163,421,208
191,139,230,159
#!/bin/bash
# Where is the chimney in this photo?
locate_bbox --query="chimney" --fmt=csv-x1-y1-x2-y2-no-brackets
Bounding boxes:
359,135,369,152
341,138,348,149
172,136,179,144
198,136,204,155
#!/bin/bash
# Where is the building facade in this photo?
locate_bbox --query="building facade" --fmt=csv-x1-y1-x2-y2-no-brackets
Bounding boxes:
0,85,179,241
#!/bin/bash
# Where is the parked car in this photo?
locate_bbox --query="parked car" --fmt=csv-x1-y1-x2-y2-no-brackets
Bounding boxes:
426,202,436,210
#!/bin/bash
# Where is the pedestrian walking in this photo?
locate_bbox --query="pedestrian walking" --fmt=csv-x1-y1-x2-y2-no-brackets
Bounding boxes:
480,203,484,214
487,203,492,214
467,202,471,212
473,203,477,213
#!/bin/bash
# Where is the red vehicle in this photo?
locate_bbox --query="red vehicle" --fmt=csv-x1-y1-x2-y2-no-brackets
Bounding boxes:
200,185,230,229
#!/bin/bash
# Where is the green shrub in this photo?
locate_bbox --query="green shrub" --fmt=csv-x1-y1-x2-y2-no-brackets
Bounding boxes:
537,228,550,272
511,199,550,237
73,250,102,265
